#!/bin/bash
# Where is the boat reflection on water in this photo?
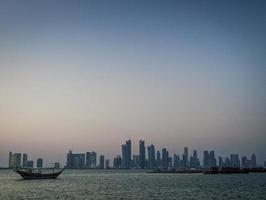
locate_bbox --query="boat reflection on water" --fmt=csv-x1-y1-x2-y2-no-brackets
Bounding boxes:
14,168,64,180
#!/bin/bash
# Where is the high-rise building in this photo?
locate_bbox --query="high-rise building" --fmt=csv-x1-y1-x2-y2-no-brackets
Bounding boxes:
183,147,189,169
173,153,180,169
122,144,128,168
66,150,85,168
105,159,110,169
230,154,240,168
218,156,223,168
190,150,200,169
26,160,34,168
23,153,28,168
113,155,122,168
156,151,161,168
162,148,169,169
99,155,104,169
139,140,146,169
133,155,140,168
203,151,210,169
147,144,156,168
241,156,248,168
126,139,131,168
224,157,231,167
37,158,43,168
91,152,97,168
251,154,256,168
86,152,92,168
209,151,217,168
9,152,22,169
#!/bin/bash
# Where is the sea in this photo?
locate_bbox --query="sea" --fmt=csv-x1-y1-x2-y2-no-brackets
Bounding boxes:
0,169,265,200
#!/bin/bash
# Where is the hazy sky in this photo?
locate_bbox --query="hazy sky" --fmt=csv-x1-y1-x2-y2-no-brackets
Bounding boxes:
0,0,265,167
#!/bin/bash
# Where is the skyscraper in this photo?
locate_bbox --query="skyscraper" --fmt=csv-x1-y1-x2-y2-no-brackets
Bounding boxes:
37,158,43,168
86,152,92,168
218,156,223,168
23,153,28,168
113,155,122,169
122,144,127,168
147,144,156,169
209,151,217,168
105,159,110,169
139,140,146,169
122,139,131,169
251,154,256,168
203,151,210,169
230,154,240,168
173,153,180,169
126,139,132,168
156,150,161,168
183,147,189,169
9,152,22,169
162,148,169,169
66,150,85,168
91,152,97,168
99,155,104,169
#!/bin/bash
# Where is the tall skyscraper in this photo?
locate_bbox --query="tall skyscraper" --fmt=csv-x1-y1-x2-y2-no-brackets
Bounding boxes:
183,147,189,169
251,154,256,168
139,140,146,169
122,139,131,169
126,139,132,168
113,155,122,169
156,150,161,168
230,154,240,168
162,148,169,169
203,151,210,169
37,158,43,168
23,153,28,168
241,156,248,168
66,150,85,168
86,152,92,168
209,151,217,168
173,153,180,169
99,155,104,169
91,152,97,168
122,144,129,169
218,156,223,168
9,152,22,169
147,144,156,168
105,159,110,169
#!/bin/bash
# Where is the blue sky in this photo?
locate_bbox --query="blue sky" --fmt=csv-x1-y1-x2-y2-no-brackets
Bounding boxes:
0,0,265,167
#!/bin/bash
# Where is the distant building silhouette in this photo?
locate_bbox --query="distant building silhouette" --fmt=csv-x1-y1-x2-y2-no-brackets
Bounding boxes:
147,144,156,169
113,155,122,168
251,154,257,168
162,148,169,169
37,158,43,168
139,140,146,169
66,150,85,168
99,155,104,169
9,152,22,169
23,153,28,168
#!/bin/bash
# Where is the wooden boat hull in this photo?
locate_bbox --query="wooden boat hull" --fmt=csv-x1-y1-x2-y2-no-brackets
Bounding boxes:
14,169,64,180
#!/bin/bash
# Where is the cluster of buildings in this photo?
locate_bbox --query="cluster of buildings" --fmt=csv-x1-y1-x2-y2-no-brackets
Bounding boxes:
66,150,109,169
65,139,262,170
6,139,264,169
8,152,60,169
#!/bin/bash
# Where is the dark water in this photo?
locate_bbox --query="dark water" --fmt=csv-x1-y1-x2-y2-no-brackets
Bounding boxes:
0,169,266,200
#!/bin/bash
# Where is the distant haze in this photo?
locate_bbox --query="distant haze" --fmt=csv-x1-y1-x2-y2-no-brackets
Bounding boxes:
0,0,265,167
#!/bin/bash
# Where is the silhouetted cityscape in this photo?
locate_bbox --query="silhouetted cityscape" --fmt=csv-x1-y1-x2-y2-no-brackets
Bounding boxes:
7,139,266,170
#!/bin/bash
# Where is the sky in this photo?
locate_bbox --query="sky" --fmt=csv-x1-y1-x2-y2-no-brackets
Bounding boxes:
0,0,265,167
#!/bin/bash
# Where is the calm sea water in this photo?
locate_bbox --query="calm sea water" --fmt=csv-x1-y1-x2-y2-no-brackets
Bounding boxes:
0,169,266,200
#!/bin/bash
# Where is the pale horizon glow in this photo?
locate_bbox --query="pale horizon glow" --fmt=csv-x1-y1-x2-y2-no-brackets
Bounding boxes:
0,0,265,167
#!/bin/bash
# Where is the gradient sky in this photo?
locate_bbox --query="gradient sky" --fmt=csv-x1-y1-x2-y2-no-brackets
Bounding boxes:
0,0,265,167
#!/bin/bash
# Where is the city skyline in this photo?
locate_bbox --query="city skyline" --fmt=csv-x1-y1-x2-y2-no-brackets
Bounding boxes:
0,1,266,167
4,138,265,168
